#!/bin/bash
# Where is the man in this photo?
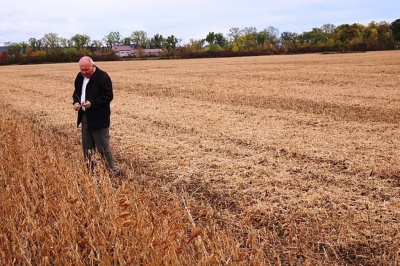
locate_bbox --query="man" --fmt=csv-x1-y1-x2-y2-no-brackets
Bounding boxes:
72,56,121,176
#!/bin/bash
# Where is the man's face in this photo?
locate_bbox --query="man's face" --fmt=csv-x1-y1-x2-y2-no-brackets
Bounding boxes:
80,62,95,78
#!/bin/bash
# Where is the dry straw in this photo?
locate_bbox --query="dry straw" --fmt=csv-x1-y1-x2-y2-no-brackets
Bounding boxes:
1,51,400,265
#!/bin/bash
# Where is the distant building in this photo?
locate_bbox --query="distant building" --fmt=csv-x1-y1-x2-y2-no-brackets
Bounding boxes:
111,45,132,57
111,45,163,57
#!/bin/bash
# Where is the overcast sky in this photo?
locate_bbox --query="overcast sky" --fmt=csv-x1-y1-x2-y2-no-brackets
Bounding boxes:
1,0,399,46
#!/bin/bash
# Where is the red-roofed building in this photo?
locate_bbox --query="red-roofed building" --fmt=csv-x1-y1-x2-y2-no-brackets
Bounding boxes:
111,45,132,57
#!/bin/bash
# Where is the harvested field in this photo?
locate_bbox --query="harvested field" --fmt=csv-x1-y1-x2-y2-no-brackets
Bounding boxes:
1,51,400,265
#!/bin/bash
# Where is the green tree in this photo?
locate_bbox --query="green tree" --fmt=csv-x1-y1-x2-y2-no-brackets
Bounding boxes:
205,32,226,48
65,47,78,56
256,30,268,45
391,19,400,42
165,35,178,54
103,31,122,51
280,31,298,43
131,30,149,48
71,34,91,53
20,42,28,55
256,30,277,52
280,32,298,53
123,37,131,45
150,34,165,49
28,37,42,52
214,33,226,48
42,33,62,55
208,43,221,52
300,27,329,44
205,32,216,45
5,42,22,55
188,38,205,52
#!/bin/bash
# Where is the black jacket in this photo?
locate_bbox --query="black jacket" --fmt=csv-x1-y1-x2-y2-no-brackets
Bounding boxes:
73,67,113,131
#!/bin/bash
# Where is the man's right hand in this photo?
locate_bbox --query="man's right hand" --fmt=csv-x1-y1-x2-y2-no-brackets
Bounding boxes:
73,102,81,111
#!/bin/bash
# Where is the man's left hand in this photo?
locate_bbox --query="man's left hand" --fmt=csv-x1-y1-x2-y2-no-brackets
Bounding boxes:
82,101,91,109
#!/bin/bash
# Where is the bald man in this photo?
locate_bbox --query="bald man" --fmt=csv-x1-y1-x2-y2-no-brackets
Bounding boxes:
72,56,121,177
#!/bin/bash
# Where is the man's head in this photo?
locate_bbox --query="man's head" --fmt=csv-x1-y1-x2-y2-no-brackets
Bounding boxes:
79,56,95,78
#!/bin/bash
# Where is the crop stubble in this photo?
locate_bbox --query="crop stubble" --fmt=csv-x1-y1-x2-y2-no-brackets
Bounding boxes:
1,51,400,263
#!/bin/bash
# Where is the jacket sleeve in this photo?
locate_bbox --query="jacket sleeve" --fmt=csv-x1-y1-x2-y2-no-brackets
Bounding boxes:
89,71,113,110
72,73,82,104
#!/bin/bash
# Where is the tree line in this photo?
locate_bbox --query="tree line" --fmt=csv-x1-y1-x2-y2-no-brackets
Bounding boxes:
1,19,399,65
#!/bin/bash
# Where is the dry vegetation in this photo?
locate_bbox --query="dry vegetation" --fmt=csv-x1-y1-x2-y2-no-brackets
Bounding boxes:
1,51,400,265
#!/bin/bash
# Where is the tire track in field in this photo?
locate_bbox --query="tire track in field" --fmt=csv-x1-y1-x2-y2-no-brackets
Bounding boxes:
127,85,400,124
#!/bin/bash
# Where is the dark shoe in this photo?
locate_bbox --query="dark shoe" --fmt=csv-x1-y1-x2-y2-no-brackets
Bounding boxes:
111,168,124,177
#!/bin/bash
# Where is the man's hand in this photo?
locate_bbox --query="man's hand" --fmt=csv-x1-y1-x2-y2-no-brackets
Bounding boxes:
73,102,81,111
82,101,91,109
